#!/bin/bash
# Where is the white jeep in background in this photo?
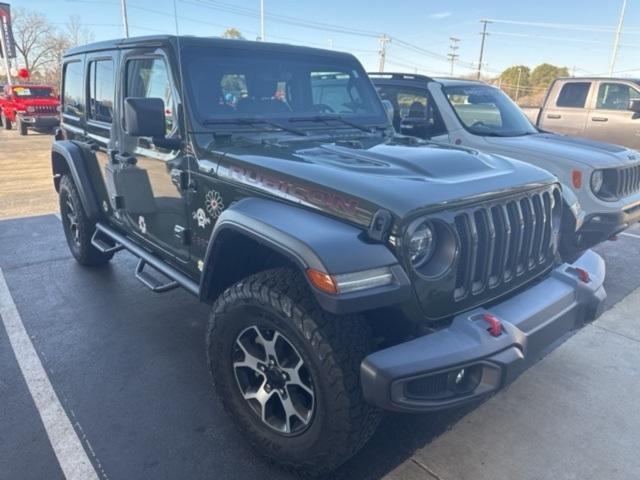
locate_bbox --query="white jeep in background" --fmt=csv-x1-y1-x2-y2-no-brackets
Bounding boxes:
371,73,640,256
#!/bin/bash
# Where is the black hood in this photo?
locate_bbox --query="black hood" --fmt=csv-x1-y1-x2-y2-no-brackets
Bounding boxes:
211,136,556,227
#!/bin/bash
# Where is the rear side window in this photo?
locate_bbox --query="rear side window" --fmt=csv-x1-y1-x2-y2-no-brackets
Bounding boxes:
88,59,115,123
556,82,591,108
125,57,175,135
596,83,640,110
62,61,84,116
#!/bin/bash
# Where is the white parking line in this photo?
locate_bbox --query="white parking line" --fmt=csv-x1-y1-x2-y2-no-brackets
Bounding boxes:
620,232,640,240
0,269,101,480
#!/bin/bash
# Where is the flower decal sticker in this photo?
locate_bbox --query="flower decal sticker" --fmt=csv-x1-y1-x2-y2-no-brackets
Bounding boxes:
205,190,224,220
138,215,147,234
192,208,211,229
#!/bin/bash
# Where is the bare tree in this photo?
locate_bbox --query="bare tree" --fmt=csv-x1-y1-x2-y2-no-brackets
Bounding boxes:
65,15,94,48
12,8,55,73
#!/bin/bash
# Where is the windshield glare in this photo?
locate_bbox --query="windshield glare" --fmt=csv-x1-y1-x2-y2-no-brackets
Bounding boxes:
183,46,386,131
444,85,537,137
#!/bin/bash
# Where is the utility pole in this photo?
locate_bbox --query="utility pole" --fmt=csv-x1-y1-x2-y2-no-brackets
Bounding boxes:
477,19,491,80
259,0,265,41
378,34,390,72
608,0,628,75
515,67,523,102
447,37,460,76
120,0,129,38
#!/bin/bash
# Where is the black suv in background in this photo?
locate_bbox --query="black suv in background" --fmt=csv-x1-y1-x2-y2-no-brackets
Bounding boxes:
52,36,606,475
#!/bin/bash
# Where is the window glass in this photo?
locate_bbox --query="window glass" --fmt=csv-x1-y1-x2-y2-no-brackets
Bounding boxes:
376,85,447,137
596,83,640,110
126,58,175,135
88,59,115,123
12,86,55,98
63,61,84,116
556,82,591,108
182,46,385,126
442,84,537,137
311,72,363,114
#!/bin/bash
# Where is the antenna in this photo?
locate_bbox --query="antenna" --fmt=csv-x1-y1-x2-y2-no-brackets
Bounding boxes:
120,0,130,38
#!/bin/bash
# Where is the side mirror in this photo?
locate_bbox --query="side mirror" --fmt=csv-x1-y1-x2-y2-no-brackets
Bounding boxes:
630,99,640,113
381,99,394,125
124,97,167,137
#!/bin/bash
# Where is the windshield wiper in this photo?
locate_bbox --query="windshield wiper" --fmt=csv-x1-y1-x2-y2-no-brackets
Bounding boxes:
289,114,376,133
202,118,307,137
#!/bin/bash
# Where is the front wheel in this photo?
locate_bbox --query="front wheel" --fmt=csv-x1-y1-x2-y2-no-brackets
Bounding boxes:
59,175,113,266
207,268,381,476
18,117,27,135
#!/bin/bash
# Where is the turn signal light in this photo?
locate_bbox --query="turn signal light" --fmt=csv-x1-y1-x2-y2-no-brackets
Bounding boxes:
572,170,582,188
306,269,338,294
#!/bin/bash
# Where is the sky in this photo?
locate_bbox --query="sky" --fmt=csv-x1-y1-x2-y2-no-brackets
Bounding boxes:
9,0,640,80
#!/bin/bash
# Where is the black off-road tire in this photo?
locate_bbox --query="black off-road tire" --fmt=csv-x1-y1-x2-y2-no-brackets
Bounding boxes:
59,174,113,266
1,112,11,130
18,117,28,135
207,268,382,476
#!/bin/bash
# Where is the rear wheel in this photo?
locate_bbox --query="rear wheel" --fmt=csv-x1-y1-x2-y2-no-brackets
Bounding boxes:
18,117,27,135
59,174,113,266
207,268,381,476
1,112,11,130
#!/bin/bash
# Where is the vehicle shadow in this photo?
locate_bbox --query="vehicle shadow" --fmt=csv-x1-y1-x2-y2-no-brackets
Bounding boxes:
328,402,482,480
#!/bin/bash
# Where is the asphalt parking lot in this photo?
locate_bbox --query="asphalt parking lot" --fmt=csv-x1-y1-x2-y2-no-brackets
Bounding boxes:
2,127,640,479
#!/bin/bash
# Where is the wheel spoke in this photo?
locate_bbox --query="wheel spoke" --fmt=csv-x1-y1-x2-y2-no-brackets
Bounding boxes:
282,359,314,397
277,391,310,433
233,337,264,373
244,383,276,423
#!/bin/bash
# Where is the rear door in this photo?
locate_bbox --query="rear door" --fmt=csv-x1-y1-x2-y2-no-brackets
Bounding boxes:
585,81,640,149
115,48,191,262
540,81,593,136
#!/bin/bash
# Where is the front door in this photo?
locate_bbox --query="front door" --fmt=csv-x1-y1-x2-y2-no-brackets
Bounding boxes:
542,81,593,137
117,51,190,261
585,81,640,149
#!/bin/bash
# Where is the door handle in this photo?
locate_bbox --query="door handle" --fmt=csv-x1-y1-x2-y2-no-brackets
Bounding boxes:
547,114,562,119
114,152,137,165
591,117,609,122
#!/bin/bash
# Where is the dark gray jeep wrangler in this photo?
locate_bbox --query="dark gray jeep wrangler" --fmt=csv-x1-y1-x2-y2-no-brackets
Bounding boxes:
52,35,606,475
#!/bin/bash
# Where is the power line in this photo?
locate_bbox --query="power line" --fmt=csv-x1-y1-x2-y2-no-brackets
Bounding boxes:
486,18,640,34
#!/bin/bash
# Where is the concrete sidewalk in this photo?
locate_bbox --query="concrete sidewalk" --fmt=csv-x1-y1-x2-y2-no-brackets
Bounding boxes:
385,287,640,480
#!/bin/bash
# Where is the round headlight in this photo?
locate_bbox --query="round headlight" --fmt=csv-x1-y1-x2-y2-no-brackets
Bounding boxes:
26,106,35,113
406,220,436,268
591,170,604,193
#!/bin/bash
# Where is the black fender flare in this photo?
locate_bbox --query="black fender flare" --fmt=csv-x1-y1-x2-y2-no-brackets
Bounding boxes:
51,140,102,221
199,197,412,314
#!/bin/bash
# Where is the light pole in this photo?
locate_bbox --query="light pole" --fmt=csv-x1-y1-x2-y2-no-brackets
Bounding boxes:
608,0,628,75
260,0,265,41
515,67,523,102
378,34,390,72
120,0,130,38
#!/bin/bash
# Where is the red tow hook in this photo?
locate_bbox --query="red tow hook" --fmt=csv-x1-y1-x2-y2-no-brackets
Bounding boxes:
482,313,502,337
574,267,590,283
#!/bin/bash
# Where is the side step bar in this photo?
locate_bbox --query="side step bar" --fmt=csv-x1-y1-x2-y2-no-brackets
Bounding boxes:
92,223,200,297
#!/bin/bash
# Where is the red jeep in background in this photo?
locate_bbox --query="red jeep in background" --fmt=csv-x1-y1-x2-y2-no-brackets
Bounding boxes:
0,84,60,135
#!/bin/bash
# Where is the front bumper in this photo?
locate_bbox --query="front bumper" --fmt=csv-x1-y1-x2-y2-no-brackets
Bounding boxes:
576,201,640,247
361,249,606,412
19,114,60,129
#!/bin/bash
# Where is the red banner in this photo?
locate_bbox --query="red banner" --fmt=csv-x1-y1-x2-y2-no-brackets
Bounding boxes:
0,2,17,59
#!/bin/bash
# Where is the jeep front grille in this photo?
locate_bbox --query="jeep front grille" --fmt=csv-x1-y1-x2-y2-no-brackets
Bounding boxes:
452,186,560,302
33,105,57,114
612,164,640,198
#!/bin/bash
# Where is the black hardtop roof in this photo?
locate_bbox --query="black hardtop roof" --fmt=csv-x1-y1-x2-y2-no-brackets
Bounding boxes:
64,34,357,61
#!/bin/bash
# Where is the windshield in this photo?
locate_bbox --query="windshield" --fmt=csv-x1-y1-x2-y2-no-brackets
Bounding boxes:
182,45,387,132
12,86,55,99
444,84,537,137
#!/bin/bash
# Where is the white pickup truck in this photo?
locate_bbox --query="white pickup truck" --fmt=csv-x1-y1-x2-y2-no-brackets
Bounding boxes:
523,77,640,150
370,73,640,256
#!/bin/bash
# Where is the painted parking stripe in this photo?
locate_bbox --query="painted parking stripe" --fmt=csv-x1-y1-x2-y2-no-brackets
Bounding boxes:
0,269,101,480
620,232,640,240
